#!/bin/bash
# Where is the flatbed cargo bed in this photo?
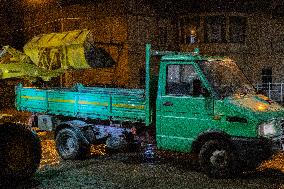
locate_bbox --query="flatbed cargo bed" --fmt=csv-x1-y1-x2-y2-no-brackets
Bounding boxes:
16,84,146,122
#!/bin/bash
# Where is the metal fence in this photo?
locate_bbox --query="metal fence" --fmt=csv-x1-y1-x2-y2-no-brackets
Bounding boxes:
255,83,284,103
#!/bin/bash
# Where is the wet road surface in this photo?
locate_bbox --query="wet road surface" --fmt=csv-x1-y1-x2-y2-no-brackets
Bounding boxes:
5,131,283,189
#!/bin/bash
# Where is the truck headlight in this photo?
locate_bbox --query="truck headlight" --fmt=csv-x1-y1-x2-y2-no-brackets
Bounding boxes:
258,120,278,137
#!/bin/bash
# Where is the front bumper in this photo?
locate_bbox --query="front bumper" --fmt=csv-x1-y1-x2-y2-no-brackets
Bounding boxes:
231,136,283,168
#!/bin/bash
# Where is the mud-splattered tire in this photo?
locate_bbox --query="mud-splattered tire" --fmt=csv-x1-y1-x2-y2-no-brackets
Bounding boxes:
0,123,41,181
199,140,238,178
55,128,89,160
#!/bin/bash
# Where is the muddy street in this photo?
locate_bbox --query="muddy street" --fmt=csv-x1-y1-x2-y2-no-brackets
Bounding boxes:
5,131,284,189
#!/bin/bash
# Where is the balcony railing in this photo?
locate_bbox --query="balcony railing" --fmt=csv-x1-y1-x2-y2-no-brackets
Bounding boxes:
256,83,284,104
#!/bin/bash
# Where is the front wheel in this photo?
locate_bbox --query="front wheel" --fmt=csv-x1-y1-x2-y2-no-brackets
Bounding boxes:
199,140,239,178
55,128,89,160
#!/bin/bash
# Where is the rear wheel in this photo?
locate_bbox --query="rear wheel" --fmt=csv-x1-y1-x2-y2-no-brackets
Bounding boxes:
199,140,238,178
0,123,41,181
55,128,89,160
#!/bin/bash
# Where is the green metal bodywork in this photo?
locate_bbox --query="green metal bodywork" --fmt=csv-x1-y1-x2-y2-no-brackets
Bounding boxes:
16,84,146,122
155,52,284,152
15,44,284,153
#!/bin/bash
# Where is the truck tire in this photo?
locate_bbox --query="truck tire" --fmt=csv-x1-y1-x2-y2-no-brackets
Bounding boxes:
199,140,238,178
55,128,89,160
0,123,41,181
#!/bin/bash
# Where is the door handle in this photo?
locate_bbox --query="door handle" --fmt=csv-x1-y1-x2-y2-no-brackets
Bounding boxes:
163,101,173,106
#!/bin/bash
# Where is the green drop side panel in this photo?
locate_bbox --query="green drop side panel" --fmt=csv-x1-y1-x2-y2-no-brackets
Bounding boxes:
47,91,77,117
16,85,146,122
17,88,48,112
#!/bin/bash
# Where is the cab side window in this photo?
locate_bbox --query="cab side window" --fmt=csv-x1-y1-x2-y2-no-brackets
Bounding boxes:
166,64,204,96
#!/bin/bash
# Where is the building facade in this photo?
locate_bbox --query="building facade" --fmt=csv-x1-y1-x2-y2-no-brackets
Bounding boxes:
9,0,284,88
178,0,284,85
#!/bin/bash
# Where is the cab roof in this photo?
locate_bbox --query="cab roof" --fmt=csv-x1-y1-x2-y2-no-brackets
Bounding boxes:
160,53,229,62
151,47,232,62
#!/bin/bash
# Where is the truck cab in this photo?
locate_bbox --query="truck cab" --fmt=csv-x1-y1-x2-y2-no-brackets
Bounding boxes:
154,50,284,177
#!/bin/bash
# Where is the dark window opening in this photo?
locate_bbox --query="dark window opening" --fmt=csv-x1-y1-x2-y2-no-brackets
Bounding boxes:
229,16,246,43
261,68,272,89
180,17,200,44
205,16,226,43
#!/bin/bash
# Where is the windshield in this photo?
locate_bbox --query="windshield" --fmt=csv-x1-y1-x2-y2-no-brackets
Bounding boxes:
199,60,255,98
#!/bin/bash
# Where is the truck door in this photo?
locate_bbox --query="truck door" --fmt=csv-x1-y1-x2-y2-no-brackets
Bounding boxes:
156,63,214,152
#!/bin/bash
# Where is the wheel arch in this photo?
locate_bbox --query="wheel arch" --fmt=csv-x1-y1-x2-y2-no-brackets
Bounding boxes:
191,130,232,154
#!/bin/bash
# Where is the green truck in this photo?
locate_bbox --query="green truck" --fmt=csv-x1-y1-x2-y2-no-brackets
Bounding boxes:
16,44,284,178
